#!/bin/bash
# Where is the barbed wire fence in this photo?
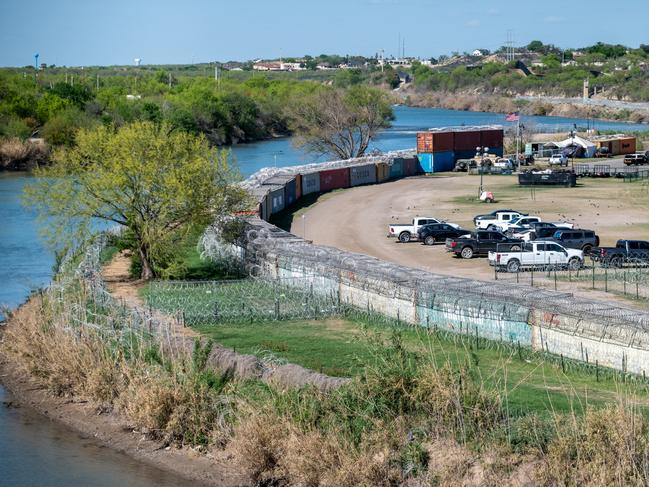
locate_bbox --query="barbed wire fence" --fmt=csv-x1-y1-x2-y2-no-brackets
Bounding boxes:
492,253,649,301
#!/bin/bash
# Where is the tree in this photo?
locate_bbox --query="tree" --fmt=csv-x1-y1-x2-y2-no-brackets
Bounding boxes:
527,40,545,52
289,86,393,160
25,121,249,279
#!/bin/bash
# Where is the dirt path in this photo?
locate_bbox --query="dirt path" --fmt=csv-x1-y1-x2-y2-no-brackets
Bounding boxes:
102,251,198,338
289,174,649,308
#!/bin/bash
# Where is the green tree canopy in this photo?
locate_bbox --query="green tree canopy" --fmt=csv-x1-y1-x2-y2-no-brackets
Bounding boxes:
25,121,249,279
289,86,393,159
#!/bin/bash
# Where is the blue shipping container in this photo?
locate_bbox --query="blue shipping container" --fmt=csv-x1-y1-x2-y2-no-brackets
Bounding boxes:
284,178,297,206
389,158,403,179
417,151,455,173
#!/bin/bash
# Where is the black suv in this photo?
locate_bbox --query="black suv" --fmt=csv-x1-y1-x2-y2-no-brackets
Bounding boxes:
541,229,600,253
445,231,523,259
417,223,469,246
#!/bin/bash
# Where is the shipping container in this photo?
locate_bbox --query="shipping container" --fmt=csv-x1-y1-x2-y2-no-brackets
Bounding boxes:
301,172,321,195
480,129,504,149
250,187,271,221
417,131,454,153
284,178,297,206
295,174,302,199
389,158,403,179
619,137,636,154
350,163,377,187
402,156,419,176
376,162,391,182
267,185,286,214
454,149,479,161
417,151,455,173
453,130,482,151
262,174,297,208
319,167,350,192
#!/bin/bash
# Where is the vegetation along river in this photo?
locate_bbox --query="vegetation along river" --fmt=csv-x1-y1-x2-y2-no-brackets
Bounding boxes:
0,105,647,485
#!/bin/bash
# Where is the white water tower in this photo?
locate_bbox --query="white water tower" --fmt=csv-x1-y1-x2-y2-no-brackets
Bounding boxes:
134,58,141,67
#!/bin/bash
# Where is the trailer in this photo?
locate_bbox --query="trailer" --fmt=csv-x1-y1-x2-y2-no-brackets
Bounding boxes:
518,171,577,187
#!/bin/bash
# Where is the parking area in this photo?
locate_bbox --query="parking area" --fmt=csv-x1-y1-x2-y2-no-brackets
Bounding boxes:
288,173,649,306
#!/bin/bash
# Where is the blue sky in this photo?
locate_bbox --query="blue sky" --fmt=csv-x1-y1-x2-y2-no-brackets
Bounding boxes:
1,0,647,67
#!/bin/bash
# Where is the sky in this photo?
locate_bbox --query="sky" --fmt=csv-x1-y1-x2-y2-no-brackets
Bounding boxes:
1,0,648,67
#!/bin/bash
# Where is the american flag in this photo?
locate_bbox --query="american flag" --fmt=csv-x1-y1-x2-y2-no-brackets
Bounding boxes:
506,112,520,122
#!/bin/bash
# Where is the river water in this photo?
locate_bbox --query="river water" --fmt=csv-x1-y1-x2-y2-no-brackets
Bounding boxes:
0,106,647,485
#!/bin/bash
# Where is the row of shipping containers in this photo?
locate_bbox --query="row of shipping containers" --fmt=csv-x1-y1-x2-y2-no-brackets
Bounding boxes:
416,127,504,173
254,156,421,220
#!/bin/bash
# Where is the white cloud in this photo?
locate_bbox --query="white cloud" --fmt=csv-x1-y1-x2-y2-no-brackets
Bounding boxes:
466,19,481,27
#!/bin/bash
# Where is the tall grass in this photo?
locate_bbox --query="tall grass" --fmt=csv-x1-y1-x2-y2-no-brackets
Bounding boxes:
3,282,649,485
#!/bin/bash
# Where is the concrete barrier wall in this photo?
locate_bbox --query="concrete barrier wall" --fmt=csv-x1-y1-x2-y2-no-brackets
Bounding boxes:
222,218,649,376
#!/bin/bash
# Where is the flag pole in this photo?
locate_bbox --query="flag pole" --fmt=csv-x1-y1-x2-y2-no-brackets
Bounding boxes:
515,116,520,167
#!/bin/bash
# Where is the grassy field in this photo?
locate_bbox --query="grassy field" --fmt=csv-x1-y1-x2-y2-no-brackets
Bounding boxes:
193,315,649,416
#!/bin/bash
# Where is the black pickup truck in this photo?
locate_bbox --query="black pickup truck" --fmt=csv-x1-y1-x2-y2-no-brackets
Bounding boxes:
590,240,649,267
445,231,523,259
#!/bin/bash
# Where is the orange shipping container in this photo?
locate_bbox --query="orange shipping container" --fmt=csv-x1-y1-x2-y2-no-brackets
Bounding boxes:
376,162,390,182
417,131,454,153
619,137,636,154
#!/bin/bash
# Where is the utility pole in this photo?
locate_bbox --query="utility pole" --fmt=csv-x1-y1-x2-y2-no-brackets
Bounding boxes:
168,72,172,89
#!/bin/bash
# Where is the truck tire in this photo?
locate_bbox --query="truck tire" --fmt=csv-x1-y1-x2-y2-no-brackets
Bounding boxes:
568,257,581,271
506,259,521,273
460,246,474,259
610,256,623,268
582,244,592,254
399,232,411,243
424,236,435,246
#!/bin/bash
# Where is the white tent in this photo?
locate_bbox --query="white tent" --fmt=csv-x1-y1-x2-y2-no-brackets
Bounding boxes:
556,135,596,158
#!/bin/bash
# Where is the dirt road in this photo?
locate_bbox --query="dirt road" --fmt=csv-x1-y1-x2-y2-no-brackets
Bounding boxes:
288,173,649,304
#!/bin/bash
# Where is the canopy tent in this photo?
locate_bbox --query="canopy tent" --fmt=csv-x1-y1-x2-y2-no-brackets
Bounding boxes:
556,135,596,158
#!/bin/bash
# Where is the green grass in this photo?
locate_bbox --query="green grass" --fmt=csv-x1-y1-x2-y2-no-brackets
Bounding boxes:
193,315,649,416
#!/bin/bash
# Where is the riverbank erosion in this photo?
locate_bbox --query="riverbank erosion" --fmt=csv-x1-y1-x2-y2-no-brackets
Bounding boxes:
402,88,649,125
3,234,649,485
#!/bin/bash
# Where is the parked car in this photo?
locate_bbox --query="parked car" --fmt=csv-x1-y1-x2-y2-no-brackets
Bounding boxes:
511,222,571,241
445,231,523,259
473,209,527,230
595,147,611,158
488,241,583,273
417,223,470,245
493,158,514,170
590,240,649,267
387,217,460,243
496,215,573,233
540,229,600,253
624,153,647,165
549,154,569,166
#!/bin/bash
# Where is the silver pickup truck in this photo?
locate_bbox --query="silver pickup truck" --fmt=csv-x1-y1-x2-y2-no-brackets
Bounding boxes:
388,217,460,243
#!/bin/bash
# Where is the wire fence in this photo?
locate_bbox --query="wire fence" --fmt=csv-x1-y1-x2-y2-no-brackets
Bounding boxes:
492,253,649,302
143,278,344,325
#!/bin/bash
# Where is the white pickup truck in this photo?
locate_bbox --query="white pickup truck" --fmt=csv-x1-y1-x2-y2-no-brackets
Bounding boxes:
495,216,574,233
488,241,583,273
474,210,526,230
388,217,460,243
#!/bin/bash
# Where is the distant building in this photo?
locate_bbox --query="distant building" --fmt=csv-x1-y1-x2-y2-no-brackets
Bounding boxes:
253,61,283,71
472,49,488,57
316,62,336,70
